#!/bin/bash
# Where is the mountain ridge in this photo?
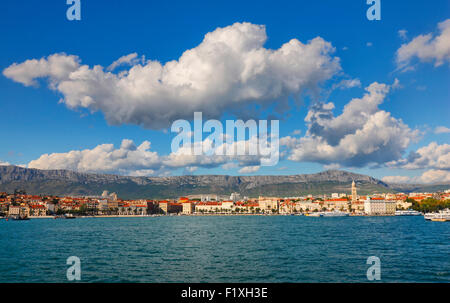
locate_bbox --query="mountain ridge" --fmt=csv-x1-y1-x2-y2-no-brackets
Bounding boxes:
0,165,448,199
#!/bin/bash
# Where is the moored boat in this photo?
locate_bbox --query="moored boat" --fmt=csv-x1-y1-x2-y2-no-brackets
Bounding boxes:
424,209,450,222
395,210,422,216
321,211,349,217
9,215,30,221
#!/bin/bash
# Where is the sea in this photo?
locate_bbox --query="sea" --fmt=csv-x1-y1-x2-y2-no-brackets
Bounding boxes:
0,215,448,282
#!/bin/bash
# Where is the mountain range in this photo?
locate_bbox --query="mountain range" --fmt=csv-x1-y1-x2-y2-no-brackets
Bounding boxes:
0,165,448,199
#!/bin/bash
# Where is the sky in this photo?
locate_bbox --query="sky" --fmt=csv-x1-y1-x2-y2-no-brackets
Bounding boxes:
0,0,449,183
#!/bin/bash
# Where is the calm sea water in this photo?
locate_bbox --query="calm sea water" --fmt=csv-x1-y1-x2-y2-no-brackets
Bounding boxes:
0,216,448,283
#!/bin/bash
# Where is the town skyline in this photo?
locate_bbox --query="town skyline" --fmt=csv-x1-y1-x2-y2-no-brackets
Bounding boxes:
2,180,449,219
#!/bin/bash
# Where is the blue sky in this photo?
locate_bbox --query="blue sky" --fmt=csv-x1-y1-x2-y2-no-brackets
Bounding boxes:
0,0,449,183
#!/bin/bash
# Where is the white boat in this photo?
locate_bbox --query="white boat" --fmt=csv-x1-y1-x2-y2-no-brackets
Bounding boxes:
321,211,349,217
306,211,349,217
395,210,422,216
306,212,322,217
424,209,450,222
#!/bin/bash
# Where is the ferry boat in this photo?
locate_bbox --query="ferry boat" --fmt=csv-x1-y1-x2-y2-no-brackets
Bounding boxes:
395,210,422,216
306,211,349,217
321,211,350,217
305,212,322,217
424,209,450,222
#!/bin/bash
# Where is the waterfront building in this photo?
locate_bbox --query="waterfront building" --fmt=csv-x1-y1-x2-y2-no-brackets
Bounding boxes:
230,192,241,202
350,201,365,213
182,201,195,214
221,201,234,210
364,198,396,215
258,197,279,213
133,204,147,215
8,205,30,217
98,199,109,213
107,200,119,210
159,201,169,213
159,201,182,214
118,203,131,215
295,201,321,212
29,204,47,216
118,203,147,215
45,202,59,214
323,198,349,211
280,200,296,213
195,201,221,213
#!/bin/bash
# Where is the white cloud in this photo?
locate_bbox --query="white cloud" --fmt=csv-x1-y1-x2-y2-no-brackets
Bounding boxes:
107,53,143,71
383,169,450,184
417,169,450,183
396,19,450,70
26,135,275,176
285,81,419,167
416,85,426,91
2,54,80,87
238,165,260,174
435,126,450,134
381,175,411,184
398,29,408,40
280,136,302,149
323,163,341,170
28,139,161,176
391,78,402,90
163,134,276,168
222,162,239,170
0,161,10,166
387,142,450,170
291,129,302,135
3,22,341,129
184,166,198,174
366,42,373,47
333,78,361,90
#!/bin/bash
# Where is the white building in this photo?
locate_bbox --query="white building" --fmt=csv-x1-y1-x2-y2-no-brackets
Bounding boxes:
230,192,241,202
182,202,194,214
331,193,346,198
258,197,279,213
364,198,396,215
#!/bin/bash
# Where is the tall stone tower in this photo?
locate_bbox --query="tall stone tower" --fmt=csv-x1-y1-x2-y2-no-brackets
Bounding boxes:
351,180,357,202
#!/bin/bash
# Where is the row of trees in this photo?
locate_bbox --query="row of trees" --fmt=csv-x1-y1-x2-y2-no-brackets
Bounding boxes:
409,198,450,213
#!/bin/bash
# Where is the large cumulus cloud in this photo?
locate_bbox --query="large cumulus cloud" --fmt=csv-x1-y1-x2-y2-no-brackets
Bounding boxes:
27,137,275,176
283,82,419,167
28,140,161,176
387,142,450,170
3,22,341,129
